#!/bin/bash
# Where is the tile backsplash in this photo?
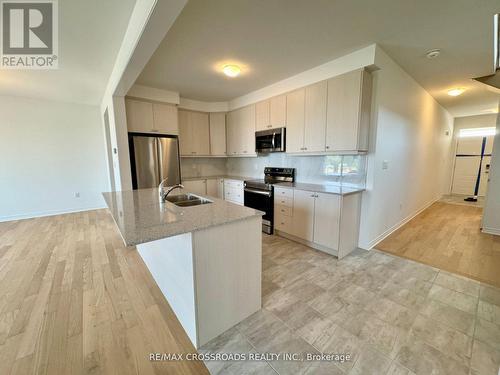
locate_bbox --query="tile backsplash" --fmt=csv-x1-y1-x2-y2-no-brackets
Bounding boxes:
181,157,227,179
181,153,367,187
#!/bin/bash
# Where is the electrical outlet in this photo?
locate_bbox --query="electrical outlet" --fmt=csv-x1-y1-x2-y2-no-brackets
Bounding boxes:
74,192,80,198
382,160,389,170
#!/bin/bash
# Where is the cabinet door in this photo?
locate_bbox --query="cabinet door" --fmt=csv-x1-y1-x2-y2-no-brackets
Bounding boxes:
291,189,315,241
255,100,270,131
326,70,362,151
206,179,218,197
178,110,193,155
286,89,305,153
153,103,178,135
226,111,238,156
240,105,256,155
182,180,207,196
313,193,340,251
126,99,154,133
217,178,224,199
270,94,287,128
191,111,210,156
304,81,327,152
209,112,226,156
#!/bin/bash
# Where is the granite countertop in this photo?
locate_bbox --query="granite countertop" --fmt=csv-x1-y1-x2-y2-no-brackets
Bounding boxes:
102,188,263,247
182,175,365,195
182,175,253,182
274,182,365,196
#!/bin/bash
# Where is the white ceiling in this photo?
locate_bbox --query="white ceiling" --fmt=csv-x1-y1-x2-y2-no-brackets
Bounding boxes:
136,0,500,117
0,0,136,105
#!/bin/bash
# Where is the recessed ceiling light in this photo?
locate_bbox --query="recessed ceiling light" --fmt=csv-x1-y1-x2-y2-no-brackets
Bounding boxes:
426,49,441,59
447,88,465,96
222,64,241,78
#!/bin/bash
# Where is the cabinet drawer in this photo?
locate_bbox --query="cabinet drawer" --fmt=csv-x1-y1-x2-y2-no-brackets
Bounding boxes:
225,187,243,204
274,187,293,199
275,204,292,217
275,214,292,232
275,196,292,207
224,179,244,189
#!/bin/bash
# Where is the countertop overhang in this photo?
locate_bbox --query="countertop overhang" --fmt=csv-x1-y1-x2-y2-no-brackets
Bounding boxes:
102,188,264,247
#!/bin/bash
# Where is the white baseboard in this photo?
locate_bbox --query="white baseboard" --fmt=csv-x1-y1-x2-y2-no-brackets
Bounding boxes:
360,197,440,250
0,205,107,223
482,227,500,236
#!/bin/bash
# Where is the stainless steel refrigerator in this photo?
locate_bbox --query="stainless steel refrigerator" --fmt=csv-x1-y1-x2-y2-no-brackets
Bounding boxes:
128,134,181,189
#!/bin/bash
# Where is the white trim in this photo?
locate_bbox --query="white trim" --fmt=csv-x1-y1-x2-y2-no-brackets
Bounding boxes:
0,205,107,223
179,98,229,113
127,84,180,104
228,44,377,110
482,227,500,236
361,197,440,250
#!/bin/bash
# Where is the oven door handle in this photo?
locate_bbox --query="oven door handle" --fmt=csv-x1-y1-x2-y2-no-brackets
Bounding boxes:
244,188,272,197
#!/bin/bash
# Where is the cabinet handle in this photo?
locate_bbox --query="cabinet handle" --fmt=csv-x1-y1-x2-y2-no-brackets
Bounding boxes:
151,129,158,132
191,151,196,154
304,147,308,150
243,150,247,153
326,146,330,149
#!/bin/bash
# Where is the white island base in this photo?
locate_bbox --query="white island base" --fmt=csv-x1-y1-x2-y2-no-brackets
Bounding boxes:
137,216,262,348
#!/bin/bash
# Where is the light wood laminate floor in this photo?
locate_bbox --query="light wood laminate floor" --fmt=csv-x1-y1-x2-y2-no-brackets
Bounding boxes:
0,209,209,375
376,201,500,288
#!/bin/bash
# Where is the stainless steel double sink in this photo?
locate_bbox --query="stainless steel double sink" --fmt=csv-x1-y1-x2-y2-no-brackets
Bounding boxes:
165,193,213,207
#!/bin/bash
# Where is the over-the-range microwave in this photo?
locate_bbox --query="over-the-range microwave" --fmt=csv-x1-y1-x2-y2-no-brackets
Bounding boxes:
255,127,286,153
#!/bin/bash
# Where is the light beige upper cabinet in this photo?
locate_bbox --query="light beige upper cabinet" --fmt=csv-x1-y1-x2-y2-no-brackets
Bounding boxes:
226,105,256,156
179,110,210,156
291,189,315,242
270,95,287,128
152,103,179,134
326,69,372,152
256,95,287,131
255,100,270,131
313,193,340,252
126,99,179,135
126,99,154,133
286,82,327,153
285,88,305,153
304,81,327,152
209,112,226,156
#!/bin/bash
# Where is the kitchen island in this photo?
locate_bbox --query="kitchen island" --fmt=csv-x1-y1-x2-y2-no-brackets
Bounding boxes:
103,188,263,348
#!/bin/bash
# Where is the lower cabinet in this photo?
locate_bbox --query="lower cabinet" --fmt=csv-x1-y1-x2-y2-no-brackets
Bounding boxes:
206,178,224,198
313,193,340,250
182,178,242,202
291,189,315,242
182,180,207,196
183,178,225,199
274,187,361,258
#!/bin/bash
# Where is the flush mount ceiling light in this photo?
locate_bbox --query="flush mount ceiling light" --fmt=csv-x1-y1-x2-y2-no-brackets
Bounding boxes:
447,88,465,96
426,49,441,59
222,64,241,78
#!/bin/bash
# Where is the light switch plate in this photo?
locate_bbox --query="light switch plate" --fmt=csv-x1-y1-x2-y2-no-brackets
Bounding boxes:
382,160,389,170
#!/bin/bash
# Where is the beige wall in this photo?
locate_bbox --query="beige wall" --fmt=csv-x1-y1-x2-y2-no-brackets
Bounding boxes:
358,47,454,249
0,96,108,221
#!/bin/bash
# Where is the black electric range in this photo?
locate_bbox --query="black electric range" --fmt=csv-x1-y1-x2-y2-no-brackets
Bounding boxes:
244,167,295,234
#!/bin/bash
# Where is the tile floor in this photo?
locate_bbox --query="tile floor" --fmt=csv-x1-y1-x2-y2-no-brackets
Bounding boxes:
200,234,500,375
